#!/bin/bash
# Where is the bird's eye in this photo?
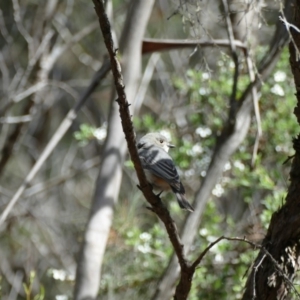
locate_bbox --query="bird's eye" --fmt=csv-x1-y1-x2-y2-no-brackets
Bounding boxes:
137,142,145,149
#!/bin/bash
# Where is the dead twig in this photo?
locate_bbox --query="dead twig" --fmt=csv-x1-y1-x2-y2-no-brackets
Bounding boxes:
0,60,111,228
245,51,261,167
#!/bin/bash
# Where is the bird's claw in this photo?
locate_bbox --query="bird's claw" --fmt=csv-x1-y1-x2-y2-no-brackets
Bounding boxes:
155,190,163,198
146,206,155,212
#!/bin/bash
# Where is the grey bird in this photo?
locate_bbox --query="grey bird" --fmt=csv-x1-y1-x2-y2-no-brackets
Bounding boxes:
137,132,194,212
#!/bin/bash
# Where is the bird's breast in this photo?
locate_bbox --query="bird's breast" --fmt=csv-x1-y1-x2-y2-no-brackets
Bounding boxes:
144,170,171,191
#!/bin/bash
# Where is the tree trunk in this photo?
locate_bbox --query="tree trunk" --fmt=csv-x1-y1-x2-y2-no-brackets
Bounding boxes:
242,2,300,299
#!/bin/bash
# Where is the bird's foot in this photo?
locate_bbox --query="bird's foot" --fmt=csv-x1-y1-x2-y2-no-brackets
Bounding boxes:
146,206,155,212
155,190,163,198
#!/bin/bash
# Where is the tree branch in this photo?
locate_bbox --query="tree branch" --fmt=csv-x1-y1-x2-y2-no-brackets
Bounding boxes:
92,0,195,298
142,38,247,54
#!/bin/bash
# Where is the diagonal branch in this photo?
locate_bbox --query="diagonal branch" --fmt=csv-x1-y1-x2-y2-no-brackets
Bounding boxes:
92,0,194,298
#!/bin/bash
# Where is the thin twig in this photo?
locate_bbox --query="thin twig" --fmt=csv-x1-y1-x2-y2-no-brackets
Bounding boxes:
221,0,239,119
0,115,32,124
12,0,33,51
0,157,100,200
24,157,100,198
0,52,10,92
0,60,111,228
53,19,101,70
191,236,224,269
134,53,160,114
0,100,33,177
253,254,266,299
192,236,300,298
246,52,262,167
1,20,99,116
18,30,55,91
12,80,79,103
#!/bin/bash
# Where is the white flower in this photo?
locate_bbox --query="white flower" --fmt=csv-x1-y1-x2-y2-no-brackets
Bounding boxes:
223,162,231,171
271,84,285,96
93,123,107,141
274,71,286,82
234,160,245,171
189,143,203,156
140,232,151,241
137,244,151,253
199,228,208,236
199,87,208,95
201,170,207,177
185,169,195,177
52,269,67,281
56,295,68,300
196,126,212,138
215,253,224,263
212,184,224,197
202,72,210,80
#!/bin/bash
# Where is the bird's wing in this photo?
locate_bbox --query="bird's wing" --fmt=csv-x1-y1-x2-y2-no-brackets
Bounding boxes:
139,146,181,191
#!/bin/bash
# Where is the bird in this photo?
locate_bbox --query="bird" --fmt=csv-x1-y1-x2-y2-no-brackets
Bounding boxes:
137,132,194,212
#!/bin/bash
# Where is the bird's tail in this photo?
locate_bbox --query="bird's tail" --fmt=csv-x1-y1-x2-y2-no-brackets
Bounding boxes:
175,193,194,212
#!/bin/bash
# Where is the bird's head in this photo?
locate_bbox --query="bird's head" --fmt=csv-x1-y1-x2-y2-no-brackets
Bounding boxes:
137,132,175,153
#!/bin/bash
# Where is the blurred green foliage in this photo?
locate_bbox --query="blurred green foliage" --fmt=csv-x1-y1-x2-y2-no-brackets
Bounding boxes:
74,124,97,146
23,271,45,300
2,0,296,298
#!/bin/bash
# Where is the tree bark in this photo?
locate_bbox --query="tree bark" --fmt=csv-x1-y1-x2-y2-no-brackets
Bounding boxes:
242,2,300,299
73,1,155,299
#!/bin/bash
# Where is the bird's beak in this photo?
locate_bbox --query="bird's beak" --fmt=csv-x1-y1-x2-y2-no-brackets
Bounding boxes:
168,143,175,149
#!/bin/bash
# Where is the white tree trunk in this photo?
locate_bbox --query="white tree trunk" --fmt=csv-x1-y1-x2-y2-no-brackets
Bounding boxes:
74,1,155,299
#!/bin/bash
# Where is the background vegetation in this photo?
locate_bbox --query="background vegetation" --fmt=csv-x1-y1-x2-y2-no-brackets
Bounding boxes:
0,0,297,299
